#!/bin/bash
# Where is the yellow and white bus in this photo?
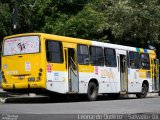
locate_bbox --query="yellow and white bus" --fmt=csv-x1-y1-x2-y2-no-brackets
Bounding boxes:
1,33,159,101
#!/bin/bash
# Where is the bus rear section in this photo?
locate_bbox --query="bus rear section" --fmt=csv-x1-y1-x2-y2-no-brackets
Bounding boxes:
1,35,45,92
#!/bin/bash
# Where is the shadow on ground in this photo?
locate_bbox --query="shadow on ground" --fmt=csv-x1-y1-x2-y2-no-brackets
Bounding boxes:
0,94,141,104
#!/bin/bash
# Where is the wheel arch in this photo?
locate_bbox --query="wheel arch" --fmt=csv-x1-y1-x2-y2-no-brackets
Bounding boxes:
142,80,149,91
87,78,99,101
88,78,99,87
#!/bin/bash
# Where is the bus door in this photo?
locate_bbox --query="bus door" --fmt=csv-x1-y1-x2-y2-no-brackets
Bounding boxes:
119,54,128,92
152,59,159,91
65,47,79,93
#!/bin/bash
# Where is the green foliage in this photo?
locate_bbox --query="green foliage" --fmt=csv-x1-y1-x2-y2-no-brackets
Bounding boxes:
103,0,160,48
0,2,12,40
0,0,160,56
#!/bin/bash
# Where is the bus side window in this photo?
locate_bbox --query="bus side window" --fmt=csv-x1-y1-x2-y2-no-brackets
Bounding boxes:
104,48,117,67
129,51,140,69
77,44,89,65
140,53,150,70
46,40,63,63
90,46,104,66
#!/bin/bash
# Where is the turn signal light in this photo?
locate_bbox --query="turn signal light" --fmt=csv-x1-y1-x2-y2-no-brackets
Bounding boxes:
2,75,5,79
2,71,4,75
39,68,43,72
39,73,42,76
37,69,43,81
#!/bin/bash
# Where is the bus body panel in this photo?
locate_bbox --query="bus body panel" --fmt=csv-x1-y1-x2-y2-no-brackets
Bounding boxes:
2,35,46,90
1,33,158,96
46,71,68,93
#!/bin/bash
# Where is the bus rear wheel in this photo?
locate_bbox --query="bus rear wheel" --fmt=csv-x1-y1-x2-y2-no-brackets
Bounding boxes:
87,82,98,101
136,83,148,98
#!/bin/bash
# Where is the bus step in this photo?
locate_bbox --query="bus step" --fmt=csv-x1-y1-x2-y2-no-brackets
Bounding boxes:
67,92,77,94
153,90,159,93
120,91,127,95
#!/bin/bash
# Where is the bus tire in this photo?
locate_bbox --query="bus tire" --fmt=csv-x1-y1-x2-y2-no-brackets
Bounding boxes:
108,93,120,100
87,82,98,101
136,83,148,98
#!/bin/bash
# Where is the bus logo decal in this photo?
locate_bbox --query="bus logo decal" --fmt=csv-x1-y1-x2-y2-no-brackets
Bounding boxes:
6,70,18,75
3,64,8,69
101,69,115,80
17,43,26,51
25,62,31,71
47,64,52,73
54,73,59,76
146,71,151,78
95,66,98,75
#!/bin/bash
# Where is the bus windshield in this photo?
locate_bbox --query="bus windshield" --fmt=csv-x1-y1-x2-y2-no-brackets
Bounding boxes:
3,36,40,56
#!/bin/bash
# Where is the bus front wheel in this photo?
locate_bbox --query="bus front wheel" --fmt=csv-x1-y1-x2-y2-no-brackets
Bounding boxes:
136,83,148,98
87,82,98,101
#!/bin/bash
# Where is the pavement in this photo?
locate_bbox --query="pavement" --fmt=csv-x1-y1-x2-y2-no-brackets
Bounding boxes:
0,87,159,120
1,96,160,114
0,88,159,103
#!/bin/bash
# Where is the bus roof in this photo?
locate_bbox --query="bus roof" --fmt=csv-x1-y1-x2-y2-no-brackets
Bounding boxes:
92,41,155,54
4,33,155,54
